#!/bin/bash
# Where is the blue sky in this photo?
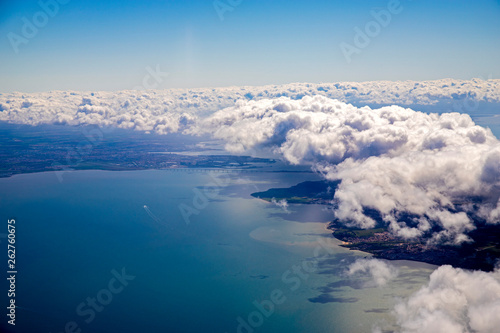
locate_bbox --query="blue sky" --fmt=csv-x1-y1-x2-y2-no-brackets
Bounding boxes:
0,0,499,92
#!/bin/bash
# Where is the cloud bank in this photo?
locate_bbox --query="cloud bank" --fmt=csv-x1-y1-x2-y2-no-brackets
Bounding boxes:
1,79,499,131
394,265,500,333
200,95,500,244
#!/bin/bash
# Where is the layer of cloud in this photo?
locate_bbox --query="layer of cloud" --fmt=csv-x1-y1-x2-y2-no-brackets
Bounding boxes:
394,265,500,333
1,79,499,132
200,95,500,244
347,258,399,287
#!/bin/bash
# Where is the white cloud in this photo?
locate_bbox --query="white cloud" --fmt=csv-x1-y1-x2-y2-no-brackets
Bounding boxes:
394,265,500,333
346,258,399,287
1,79,499,131
200,95,500,244
271,198,290,213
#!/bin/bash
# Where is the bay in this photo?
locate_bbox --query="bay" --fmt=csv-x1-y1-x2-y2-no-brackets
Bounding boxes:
0,169,435,333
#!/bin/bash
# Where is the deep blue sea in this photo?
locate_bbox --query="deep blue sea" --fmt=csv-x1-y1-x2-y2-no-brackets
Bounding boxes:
1,169,435,333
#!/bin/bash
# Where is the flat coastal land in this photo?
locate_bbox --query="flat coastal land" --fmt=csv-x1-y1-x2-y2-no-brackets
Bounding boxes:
252,180,500,271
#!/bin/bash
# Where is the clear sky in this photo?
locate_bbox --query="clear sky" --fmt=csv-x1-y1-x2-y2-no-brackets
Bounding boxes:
0,0,499,92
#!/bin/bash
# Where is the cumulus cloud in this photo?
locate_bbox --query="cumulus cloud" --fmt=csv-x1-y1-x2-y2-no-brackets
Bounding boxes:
199,95,500,244
346,258,399,287
1,79,499,132
393,265,500,333
271,198,290,213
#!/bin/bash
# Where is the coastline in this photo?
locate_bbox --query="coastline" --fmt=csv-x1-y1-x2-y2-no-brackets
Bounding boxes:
250,180,500,272
328,222,500,272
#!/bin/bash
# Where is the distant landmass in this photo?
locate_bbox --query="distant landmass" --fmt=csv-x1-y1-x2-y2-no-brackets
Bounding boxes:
252,180,500,271
0,122,275,178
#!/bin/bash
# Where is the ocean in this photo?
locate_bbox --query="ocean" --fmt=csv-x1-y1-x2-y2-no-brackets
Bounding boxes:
1,168,436,333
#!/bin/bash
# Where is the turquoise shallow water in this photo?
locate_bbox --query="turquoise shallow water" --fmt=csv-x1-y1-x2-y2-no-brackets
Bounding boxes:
0,169,435,333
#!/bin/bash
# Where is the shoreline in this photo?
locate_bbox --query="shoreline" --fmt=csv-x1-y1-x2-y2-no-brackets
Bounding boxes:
328,223,500,272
